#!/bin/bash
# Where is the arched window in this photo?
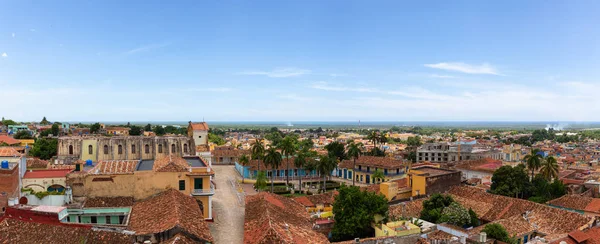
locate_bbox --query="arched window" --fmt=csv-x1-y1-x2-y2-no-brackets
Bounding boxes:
158,144,163,153
131,145,136,154
68,145,74,155
145,144,150,154
118,145,123,154
183,144,188,154
103,145,109,154
88,145,93,155
171,144,176,153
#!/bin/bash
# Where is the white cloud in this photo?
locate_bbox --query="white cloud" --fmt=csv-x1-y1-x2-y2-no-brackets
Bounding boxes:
1,53,7,58
310,82,377,92
125,43,170,55
11,33,15,38
424,62,499,75
429,74,456,79
30,29,36,32
240,67,311,78
330,73,348,77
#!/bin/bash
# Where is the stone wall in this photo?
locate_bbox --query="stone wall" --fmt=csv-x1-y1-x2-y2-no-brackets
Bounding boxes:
57,136,195,163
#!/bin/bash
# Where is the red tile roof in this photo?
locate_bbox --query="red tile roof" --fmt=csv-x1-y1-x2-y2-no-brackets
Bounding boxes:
0,218,134,244
153,155,190,172
389,198,426,219
128,189,213,242
0,147,22,157
548,194,600,214
26,157,49,169
244,192,329,244
189,122,209,131
84,197,134,208
553,227,600,244
339,156,406,170
23,169,73,179
0,135,20,145
89,160,138,175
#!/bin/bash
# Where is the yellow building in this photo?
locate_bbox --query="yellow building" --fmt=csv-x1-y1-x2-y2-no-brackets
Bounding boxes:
409,166,461,197
18,139,35,147
68,155,215,220
373,220,421,237
337,156,408,184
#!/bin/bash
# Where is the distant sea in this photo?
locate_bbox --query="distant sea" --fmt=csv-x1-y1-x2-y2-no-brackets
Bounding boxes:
68,121,600,130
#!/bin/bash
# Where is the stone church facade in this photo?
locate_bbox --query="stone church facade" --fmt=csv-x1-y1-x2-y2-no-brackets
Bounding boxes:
57,136,195,164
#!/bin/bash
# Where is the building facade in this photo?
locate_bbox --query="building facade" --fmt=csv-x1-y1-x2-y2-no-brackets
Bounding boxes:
56,136,195,164
417,142,502,163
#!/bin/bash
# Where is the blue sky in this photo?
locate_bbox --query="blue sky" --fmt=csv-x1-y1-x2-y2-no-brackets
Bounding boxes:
1,1,600,122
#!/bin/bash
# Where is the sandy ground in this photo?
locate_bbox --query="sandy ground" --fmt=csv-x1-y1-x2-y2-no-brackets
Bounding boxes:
209,166,245,244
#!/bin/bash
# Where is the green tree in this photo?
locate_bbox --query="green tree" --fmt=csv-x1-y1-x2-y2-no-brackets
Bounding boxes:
1,119,17,126
468,208,479,226
51,123,60,136
264,131,283,147
129,126,142,136
407,151,417,163
490,164,532,198
264,147,282,193
254,171,268,191
29,138,58,160
279,135,298,185
304,160,317,190
239,154,250,184
152,125,165,136
331,185,389,241
482,223,517,244
372,169,385,183
346,142,363,186
144,123,152,132
40,117,50,125
90,123,101,134
420,193,455,223
251,140,265,172
325,141,346,161
317,155,338,192
294,150,315,193
406,136,422,147
439,202,471,227
367,131,379,148
208,133,225,145
540,156,559,180
13,130,33,139
524,149,543,181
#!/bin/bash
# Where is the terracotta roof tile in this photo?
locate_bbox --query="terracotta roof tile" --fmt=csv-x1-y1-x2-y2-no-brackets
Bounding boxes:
153,155,190,172
26,157,49,169
389,199,426,219
84,197,134,208
244,192,329,244
89,160,138,175
548,195,593,212
0,218,133,244
128,189,213,242
339,156,405,170
0,147,22,157
0,135,20,145
189,122,209,131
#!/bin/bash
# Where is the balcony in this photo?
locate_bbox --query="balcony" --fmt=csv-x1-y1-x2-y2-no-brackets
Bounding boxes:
191,183,215,196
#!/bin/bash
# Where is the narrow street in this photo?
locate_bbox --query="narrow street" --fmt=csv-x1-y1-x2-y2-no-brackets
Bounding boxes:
209,165,245,244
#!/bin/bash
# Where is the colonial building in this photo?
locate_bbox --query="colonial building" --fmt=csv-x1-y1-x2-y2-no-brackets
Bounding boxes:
188,122,209,150
336,156,408,184
408,166,461,197
417,142,502,163
211,146,249,165
56,136,195,164
67,155,214,220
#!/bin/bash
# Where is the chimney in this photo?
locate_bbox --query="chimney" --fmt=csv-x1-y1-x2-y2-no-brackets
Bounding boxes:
460,236,466,244
479,232,487,243
354,238,360,244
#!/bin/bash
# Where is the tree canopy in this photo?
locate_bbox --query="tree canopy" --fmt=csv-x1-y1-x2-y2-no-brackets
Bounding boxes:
482,223,517,244
490,164,531,198
420,193,455,224
331,185,388,242
129,126,142,136
29,138,58,160
90,123,101,134
13,130,33,139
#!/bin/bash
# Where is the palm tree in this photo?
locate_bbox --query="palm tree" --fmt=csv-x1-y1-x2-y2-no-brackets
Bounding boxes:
239,154,250,183
540,156,559,180
294,151,308,193
279,135,298,186
251,139,265,173
373,169,385,183
263,147,282,193
304,160,317,191
347,142,363,186
524,148,543,181
368,131,379,148
317,155,337,192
